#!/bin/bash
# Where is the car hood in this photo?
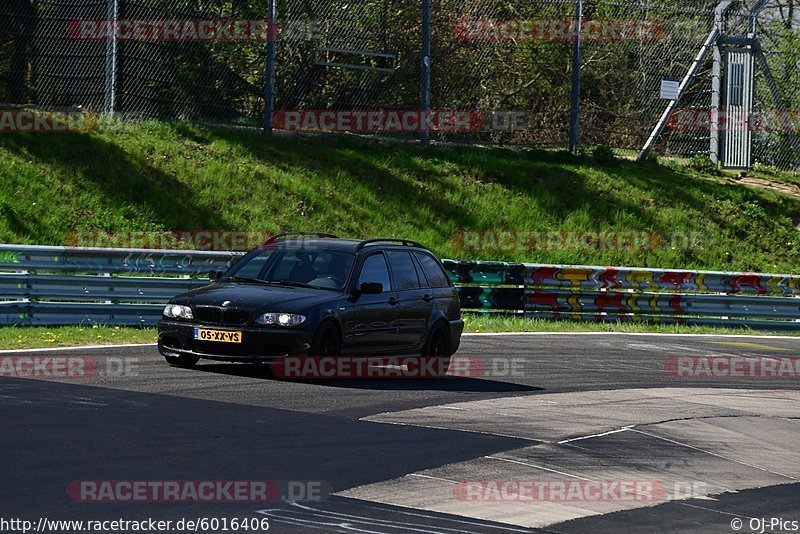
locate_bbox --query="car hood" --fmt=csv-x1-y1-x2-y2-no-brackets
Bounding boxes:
173,282,343,313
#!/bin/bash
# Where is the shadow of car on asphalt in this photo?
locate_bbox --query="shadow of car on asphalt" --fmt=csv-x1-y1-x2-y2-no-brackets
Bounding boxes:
186,362,543,393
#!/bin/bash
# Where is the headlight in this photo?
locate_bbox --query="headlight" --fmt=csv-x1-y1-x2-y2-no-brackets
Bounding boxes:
163,304,193,320
254,312,306,327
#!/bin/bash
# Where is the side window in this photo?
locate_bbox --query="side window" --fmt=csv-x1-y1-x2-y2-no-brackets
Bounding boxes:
410,253,429,288
357,253,392,292
414,253,451,288
387,251,421,290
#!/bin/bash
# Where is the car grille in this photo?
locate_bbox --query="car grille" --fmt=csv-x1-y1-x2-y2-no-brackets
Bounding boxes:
193,306,251,325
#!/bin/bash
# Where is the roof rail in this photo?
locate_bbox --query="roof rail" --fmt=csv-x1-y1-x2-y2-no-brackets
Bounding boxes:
264,232,339,245
355,238,428,251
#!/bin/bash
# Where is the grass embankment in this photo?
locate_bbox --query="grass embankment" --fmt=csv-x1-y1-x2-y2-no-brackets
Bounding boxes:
1,119,800,348
1,118,799,271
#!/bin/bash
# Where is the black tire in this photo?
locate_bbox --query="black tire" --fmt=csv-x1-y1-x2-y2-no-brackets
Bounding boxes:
309,320,342,357
421,322,451,377
164,354,200,368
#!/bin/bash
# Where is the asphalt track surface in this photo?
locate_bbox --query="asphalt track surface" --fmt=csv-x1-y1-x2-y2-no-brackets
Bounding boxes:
2,333,799,533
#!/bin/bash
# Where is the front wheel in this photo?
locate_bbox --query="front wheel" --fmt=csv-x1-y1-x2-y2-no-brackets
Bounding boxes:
309,321,341,357
164,354,199,368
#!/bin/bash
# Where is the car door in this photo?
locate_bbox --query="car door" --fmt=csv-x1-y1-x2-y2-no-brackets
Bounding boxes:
414,251,460,321
387,250,432,352
348,252,399,354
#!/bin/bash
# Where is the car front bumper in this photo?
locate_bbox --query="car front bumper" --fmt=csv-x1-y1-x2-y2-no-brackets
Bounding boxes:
157,319,314,362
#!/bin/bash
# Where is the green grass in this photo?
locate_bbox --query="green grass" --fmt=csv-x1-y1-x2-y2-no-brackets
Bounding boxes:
0,118,799,272
462,313,798,336
0,326,157,350
0,318,795,351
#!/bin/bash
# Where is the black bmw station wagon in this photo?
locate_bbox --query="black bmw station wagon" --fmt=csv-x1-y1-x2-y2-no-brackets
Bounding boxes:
158,233,463,372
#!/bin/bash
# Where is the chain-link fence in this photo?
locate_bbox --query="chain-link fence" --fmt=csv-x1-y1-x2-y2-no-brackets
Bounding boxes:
1,0,798,168
0,0,270,125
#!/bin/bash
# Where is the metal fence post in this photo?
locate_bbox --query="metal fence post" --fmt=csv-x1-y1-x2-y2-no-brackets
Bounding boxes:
263,0,277,133
710,7,724,165
104,0,119,115
421,0,432,145
568,0,584,154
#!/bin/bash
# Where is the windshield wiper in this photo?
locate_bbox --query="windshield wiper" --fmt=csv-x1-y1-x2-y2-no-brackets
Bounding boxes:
276,279,314,288
224,276,274,286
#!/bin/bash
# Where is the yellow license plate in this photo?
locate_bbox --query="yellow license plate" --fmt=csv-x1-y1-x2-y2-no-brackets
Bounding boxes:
194,328,242,343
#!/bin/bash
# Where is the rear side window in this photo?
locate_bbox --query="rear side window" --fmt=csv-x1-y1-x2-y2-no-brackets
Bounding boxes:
414,253,451,288
387,251,422,290
357,253,392,292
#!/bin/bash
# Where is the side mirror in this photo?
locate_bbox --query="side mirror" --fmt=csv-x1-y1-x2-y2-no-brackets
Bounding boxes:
209,270,224,282
359,282,383,295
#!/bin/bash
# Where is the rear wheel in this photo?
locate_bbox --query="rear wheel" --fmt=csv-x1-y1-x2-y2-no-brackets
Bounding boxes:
309,321,341,357
421,322,451,377
164,354,199,368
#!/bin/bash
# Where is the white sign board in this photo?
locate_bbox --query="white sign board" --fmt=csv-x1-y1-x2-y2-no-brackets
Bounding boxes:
660,79,680,100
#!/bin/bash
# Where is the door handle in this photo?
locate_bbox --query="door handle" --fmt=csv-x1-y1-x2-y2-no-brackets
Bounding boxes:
422,294,433,302
388,297,399,306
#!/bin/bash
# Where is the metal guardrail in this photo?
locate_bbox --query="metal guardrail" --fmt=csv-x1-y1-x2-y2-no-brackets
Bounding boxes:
447,260,800,331
1,245,799,330
0,244,239,327
0,244,241,275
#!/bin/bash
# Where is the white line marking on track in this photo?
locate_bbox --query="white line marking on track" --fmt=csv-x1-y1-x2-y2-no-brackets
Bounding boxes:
1,331,796,354
359,419,542,442
315,501,536,532
464,332,800,340
257,501,535,533
629,428,799,481
484,456,596,482
676,501,757,519
0,343,156,354
557,426,634,444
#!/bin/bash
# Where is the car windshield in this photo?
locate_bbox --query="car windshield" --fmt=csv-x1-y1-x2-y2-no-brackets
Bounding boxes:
223,247,355,291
